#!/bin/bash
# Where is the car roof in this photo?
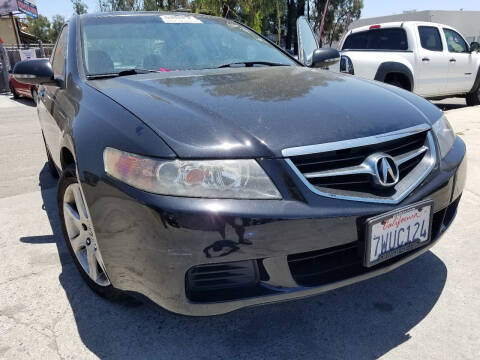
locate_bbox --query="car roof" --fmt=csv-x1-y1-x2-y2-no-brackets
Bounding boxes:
349,21,457,34
78,11,223,21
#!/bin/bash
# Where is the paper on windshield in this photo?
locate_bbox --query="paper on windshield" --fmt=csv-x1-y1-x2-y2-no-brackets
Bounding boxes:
160,15,203,24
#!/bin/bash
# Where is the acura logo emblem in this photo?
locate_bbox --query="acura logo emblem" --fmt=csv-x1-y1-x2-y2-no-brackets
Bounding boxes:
366,153,400,188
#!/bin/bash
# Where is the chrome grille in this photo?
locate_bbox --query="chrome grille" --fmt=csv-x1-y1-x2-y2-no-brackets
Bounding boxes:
283,125,437,204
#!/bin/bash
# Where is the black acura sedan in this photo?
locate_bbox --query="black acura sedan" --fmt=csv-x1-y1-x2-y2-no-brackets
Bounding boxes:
14,12,466,316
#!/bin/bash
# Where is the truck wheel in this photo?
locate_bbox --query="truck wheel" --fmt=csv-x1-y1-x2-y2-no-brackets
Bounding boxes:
385,79,403,89
383,73,411,91
466,89,480,106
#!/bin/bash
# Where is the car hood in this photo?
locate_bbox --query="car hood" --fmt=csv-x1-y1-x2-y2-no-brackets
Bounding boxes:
90,66,441,158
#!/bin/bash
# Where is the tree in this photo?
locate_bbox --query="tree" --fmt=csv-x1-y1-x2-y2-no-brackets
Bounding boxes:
71,0,88,14
285,0,305,53
275,0,284,45
312,0,363,46
25,15,51,43
192,0,278,34
143,0,189,10
49,15,66,43
98,0,142,11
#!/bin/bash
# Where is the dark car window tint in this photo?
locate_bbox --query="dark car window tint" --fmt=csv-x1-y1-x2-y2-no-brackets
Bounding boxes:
418,26,443,51
443,28,468,53
52,26,68,77
81,15,296,75
342,28,408,51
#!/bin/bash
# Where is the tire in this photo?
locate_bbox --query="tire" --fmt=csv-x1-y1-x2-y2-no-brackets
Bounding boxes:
385,79,404,89
42,134,59,178
58,165,120,299
9,83,19,99
31,88,38,105
466,89,480,106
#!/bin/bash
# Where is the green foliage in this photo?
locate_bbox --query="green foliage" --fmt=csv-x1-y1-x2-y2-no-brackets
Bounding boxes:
71,0,88,14
312,0,363,46
25,15,51,43
26,1,361,48
98,0,142,11
143,0,189,10
192,0,281,35
49,15,66,43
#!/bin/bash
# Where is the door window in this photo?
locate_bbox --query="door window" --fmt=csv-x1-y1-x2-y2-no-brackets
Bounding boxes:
51,26,68,77
418,26,443,52
443,28,468,53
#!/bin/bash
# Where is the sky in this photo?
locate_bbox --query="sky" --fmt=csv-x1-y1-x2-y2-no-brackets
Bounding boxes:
35,0,480,21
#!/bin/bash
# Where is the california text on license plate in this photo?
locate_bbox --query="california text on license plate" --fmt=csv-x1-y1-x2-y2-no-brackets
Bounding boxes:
365,200,433,267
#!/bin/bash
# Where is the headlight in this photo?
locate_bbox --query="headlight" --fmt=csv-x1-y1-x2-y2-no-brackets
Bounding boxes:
103,148,281,199
432,115,456,159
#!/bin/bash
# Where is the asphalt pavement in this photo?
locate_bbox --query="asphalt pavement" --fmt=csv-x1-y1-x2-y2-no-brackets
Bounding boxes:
0,93,479,359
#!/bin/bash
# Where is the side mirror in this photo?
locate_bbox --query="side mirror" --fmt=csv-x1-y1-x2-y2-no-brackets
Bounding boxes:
470,42,479,53
13,59,56,86
311,48,341,68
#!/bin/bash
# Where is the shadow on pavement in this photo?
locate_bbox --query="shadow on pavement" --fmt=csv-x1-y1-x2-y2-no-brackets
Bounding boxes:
433,101,467,111
23,163,448,359
0,92,35,106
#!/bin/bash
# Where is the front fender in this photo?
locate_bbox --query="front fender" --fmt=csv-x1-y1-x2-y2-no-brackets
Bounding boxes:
71,84,176,187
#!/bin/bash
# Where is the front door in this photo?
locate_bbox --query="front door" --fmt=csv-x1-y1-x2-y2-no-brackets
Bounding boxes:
38,25,68,166
442,28,477,94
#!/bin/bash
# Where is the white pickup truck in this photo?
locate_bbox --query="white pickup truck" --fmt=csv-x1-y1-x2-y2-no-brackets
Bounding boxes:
331,22,480,106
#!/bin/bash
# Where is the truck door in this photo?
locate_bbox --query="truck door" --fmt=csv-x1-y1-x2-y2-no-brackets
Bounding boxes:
442,28,476,94
415,26,448,97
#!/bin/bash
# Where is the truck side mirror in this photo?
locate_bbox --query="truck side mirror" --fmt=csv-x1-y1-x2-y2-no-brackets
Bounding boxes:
470,42,479,53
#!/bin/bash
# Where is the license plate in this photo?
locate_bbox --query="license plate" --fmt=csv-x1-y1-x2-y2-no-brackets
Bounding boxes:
365,200,433,267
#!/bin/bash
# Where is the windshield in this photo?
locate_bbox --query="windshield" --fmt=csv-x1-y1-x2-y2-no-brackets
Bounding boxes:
81,14,296,76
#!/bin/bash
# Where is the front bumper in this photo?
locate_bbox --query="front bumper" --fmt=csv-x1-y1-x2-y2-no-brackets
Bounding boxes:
81,137,466,316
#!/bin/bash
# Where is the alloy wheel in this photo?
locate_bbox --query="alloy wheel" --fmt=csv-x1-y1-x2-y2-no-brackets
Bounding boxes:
63,183,110,286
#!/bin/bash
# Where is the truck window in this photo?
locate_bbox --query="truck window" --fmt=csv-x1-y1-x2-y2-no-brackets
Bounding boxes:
443,28,469,53
342,28,408,51
418,26,443,52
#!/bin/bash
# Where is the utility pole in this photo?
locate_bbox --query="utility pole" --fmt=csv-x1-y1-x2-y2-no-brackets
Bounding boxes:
9,12,21,46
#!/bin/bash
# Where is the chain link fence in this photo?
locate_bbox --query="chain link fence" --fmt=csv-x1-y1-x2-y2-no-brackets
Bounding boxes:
4,43,55,68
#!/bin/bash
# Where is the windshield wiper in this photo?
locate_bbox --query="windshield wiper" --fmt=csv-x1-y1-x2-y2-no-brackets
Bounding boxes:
117,68,158,76
216,61,290,68
87,68,159,80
